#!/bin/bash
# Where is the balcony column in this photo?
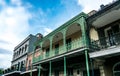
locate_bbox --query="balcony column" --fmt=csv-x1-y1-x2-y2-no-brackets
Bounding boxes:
85,50,90,76
49,61,52,76
50,37,53,56
63,29,67,52
80,16,89,47
64,57,67,76
99,66,105,76
38,64,41,76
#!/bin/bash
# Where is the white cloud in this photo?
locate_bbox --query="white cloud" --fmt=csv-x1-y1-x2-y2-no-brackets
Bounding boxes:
78,0,114,13
0,54,12,69
0,0,32,68
44,28,52,36
0,0,6,6
11,0,22,6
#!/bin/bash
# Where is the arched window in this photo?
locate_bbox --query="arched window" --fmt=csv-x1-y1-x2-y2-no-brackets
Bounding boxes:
25,44,27,52
113,62,120,76
22,47,24,53
17,51,19,56
19,48,21,55
35,46,41,50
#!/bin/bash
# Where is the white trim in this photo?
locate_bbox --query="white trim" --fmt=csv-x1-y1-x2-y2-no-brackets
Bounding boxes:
89,46,120,58
20,69,37,74
3,71,21,76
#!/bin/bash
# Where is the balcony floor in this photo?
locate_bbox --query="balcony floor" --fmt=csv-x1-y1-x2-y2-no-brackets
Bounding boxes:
33,47,88,66
89,45,120,58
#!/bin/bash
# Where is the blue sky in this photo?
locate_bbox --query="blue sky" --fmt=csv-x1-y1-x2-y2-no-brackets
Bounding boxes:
0,0,114,69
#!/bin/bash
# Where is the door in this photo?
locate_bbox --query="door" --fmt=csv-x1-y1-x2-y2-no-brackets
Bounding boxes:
46,48,49,57
66,38,71,51
107,29,115,46
55,44,59,55
67,68,73,76
112,25,120,44
55,70,59,76
43,70,49,76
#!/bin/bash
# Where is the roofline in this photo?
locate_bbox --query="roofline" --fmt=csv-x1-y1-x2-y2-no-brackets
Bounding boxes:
36,12,88,43
87,0,120,22
14,34,35,51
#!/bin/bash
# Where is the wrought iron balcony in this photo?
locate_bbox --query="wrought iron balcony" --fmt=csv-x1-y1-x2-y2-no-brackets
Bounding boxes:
20,66,33,72
33,38,85,63
90,32,120,51
4,68,19,74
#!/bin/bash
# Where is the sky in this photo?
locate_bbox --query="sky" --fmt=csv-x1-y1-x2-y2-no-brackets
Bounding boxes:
0,0,114,69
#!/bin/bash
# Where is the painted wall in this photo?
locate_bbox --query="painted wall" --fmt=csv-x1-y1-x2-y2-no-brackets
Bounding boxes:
90,27,99,41
26,53,33,70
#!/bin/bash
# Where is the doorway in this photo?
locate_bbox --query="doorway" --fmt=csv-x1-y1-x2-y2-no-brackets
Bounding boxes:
107,29,115,46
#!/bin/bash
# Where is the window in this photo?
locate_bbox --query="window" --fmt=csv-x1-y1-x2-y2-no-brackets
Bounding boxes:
112,24,119,34
66,38,71,51
19,48,21,55
22,47,24,53
14,53,15,58
46,48,49,57
17,51,19,56
28,60,31,66
35,46,40,51
55,44,59,55
113,62,120,76
77,69,80,74
25,44,27,52
14,52,16,58
17,62,20,70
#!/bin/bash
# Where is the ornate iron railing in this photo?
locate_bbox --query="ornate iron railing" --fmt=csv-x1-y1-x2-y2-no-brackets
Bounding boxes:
90,32,120,51
33,38,85,63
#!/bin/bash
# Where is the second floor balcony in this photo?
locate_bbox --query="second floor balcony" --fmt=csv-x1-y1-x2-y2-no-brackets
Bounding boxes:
33,13,89,64
91,32,120,51
33,38,84,63
90,29,120,59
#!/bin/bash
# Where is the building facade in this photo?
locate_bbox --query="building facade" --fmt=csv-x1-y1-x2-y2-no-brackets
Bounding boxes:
88,0,120,76
32,0,120,76
4,34,42,76
32,12,89,76
3,0,120,76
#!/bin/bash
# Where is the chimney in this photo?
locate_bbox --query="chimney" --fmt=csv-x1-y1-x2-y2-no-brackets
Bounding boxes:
88,10,97,16
36,33,43,40
100,4,105,9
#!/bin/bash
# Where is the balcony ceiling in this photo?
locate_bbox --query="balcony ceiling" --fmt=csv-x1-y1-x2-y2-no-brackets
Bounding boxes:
92,8,120,28
66,23,81,36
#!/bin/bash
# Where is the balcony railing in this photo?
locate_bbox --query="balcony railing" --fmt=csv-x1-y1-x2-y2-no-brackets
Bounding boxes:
4,68,19,74
90,32,120,51
33,38,85,63
4,66,33,74
20,66,33,72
